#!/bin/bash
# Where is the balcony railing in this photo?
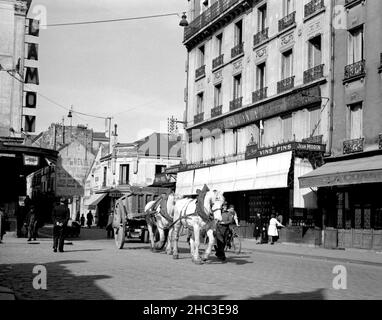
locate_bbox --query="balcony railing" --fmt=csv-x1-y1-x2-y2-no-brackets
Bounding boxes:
345,0,363,8
211,105,223,118
231,42,244,59
184,0,241,42
278,11,296,32
277,76,295,94
304,64,324,84
344,60,366,82
252,87,268,103
253,28,268,47
343,138,364,154
194,112,204,124
229,97,243,111
304,0,325,18
195,65,206,79
212,54,224,69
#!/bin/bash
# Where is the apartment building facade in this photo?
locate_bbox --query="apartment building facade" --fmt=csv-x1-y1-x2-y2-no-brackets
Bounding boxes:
174,0,333,243
300,0,382,250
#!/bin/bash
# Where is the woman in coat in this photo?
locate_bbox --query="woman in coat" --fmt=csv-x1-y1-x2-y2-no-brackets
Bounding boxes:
267,214,284,245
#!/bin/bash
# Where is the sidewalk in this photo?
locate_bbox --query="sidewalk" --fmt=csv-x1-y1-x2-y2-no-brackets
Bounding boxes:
240,238,382,266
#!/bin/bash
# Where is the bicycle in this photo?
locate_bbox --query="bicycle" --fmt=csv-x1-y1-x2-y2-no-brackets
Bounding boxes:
225,225,242,254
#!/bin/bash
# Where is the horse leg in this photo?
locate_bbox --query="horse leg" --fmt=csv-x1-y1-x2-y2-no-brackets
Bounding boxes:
147,223,155,252
165,228,173,255
193,226,203,265
172,222,181,260
202,229,215,261
154,227,166,251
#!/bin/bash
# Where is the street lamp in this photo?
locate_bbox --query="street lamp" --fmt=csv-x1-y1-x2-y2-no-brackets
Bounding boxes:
179,12,189,27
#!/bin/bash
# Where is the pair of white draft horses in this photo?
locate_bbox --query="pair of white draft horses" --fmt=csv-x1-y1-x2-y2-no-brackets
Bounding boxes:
145,186,225,264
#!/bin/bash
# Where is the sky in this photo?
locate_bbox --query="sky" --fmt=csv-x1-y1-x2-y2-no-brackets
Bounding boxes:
28,0,187,142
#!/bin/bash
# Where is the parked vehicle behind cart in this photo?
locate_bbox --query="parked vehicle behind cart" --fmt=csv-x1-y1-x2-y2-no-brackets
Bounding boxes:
112,186,172,249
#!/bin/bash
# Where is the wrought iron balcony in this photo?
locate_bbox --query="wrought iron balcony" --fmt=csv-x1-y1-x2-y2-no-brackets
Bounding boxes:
304,0,325,18
253,28,268,47
229,97,243,111
211,105,223,118
345,0,363,9
252,87,268,103
304,64,324,84
344,60,366,82
231,42,244,59
343,138,364,154
195,65,206,79
212,54,224,69
277,76,295,94
194,112,204,124
278,11,296,32
184,0,241,42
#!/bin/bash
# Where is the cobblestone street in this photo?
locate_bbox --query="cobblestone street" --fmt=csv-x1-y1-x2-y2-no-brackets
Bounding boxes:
1,229,382,300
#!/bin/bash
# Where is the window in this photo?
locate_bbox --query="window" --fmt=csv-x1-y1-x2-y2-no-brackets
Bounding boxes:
216,33,223,56
198,45,205,67
155,165,166,174
196,92,204,114
202,0,209,11
348,26,364,64
119,164,129,185
234,20,243,46
214,83,222,107
284,0,295,15
282,115,293,142
256,63,266,90
233,74,242,100
23,115,36,133
309,107,321,136
349,103,363,139
282,49,293,79
308,36,322,68
258,4,267,32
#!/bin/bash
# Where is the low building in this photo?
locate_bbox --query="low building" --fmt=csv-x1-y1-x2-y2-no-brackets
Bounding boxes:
83,133,182,227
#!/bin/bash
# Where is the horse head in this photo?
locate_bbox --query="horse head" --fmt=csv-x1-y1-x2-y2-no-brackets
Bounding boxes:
204,190,225,222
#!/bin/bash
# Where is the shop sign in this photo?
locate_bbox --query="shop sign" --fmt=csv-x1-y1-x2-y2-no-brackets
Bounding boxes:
110,192,124,198
23,155,39,166
0,153,16,158
246,141,326,160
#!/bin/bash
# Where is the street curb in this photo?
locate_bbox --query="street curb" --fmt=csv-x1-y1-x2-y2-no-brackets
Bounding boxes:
240,245,382,268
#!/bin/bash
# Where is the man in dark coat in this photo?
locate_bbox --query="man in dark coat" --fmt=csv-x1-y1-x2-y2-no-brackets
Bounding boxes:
27,204,38,241
86,210,93,228
214,203,231,262
253,213,262,244
52,198,70,253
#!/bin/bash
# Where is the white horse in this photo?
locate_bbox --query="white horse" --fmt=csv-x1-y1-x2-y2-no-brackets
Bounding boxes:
144,193,177,254
171,190,225,264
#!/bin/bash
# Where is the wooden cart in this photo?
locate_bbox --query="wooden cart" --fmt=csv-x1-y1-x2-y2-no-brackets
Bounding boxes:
112,186,172,249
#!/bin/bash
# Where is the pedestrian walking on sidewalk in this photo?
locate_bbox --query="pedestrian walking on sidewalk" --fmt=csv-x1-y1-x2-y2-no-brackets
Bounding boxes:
253,213,262,244
86,210,93,229
106,211,114,239
26,204,38,241
268,214,284,245
52,198,70,253
80,214,85,227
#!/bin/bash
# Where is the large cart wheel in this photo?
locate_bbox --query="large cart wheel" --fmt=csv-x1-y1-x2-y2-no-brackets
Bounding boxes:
114,224,126,249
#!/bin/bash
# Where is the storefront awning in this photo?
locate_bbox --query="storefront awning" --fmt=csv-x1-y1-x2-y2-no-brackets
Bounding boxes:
299,154,382,188
84,193,107,207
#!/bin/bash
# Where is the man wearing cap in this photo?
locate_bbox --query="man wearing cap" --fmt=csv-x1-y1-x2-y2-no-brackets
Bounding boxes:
52,198,70,253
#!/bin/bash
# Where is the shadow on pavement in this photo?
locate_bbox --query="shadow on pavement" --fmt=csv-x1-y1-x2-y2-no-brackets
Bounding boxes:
0,260,113,300
249,288,326,300
62,249,104,253
179,295,227,300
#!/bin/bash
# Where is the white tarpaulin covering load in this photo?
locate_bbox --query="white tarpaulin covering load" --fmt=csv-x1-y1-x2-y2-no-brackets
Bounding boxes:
83,193,106,207
175,170,195,195
254,151,293,190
